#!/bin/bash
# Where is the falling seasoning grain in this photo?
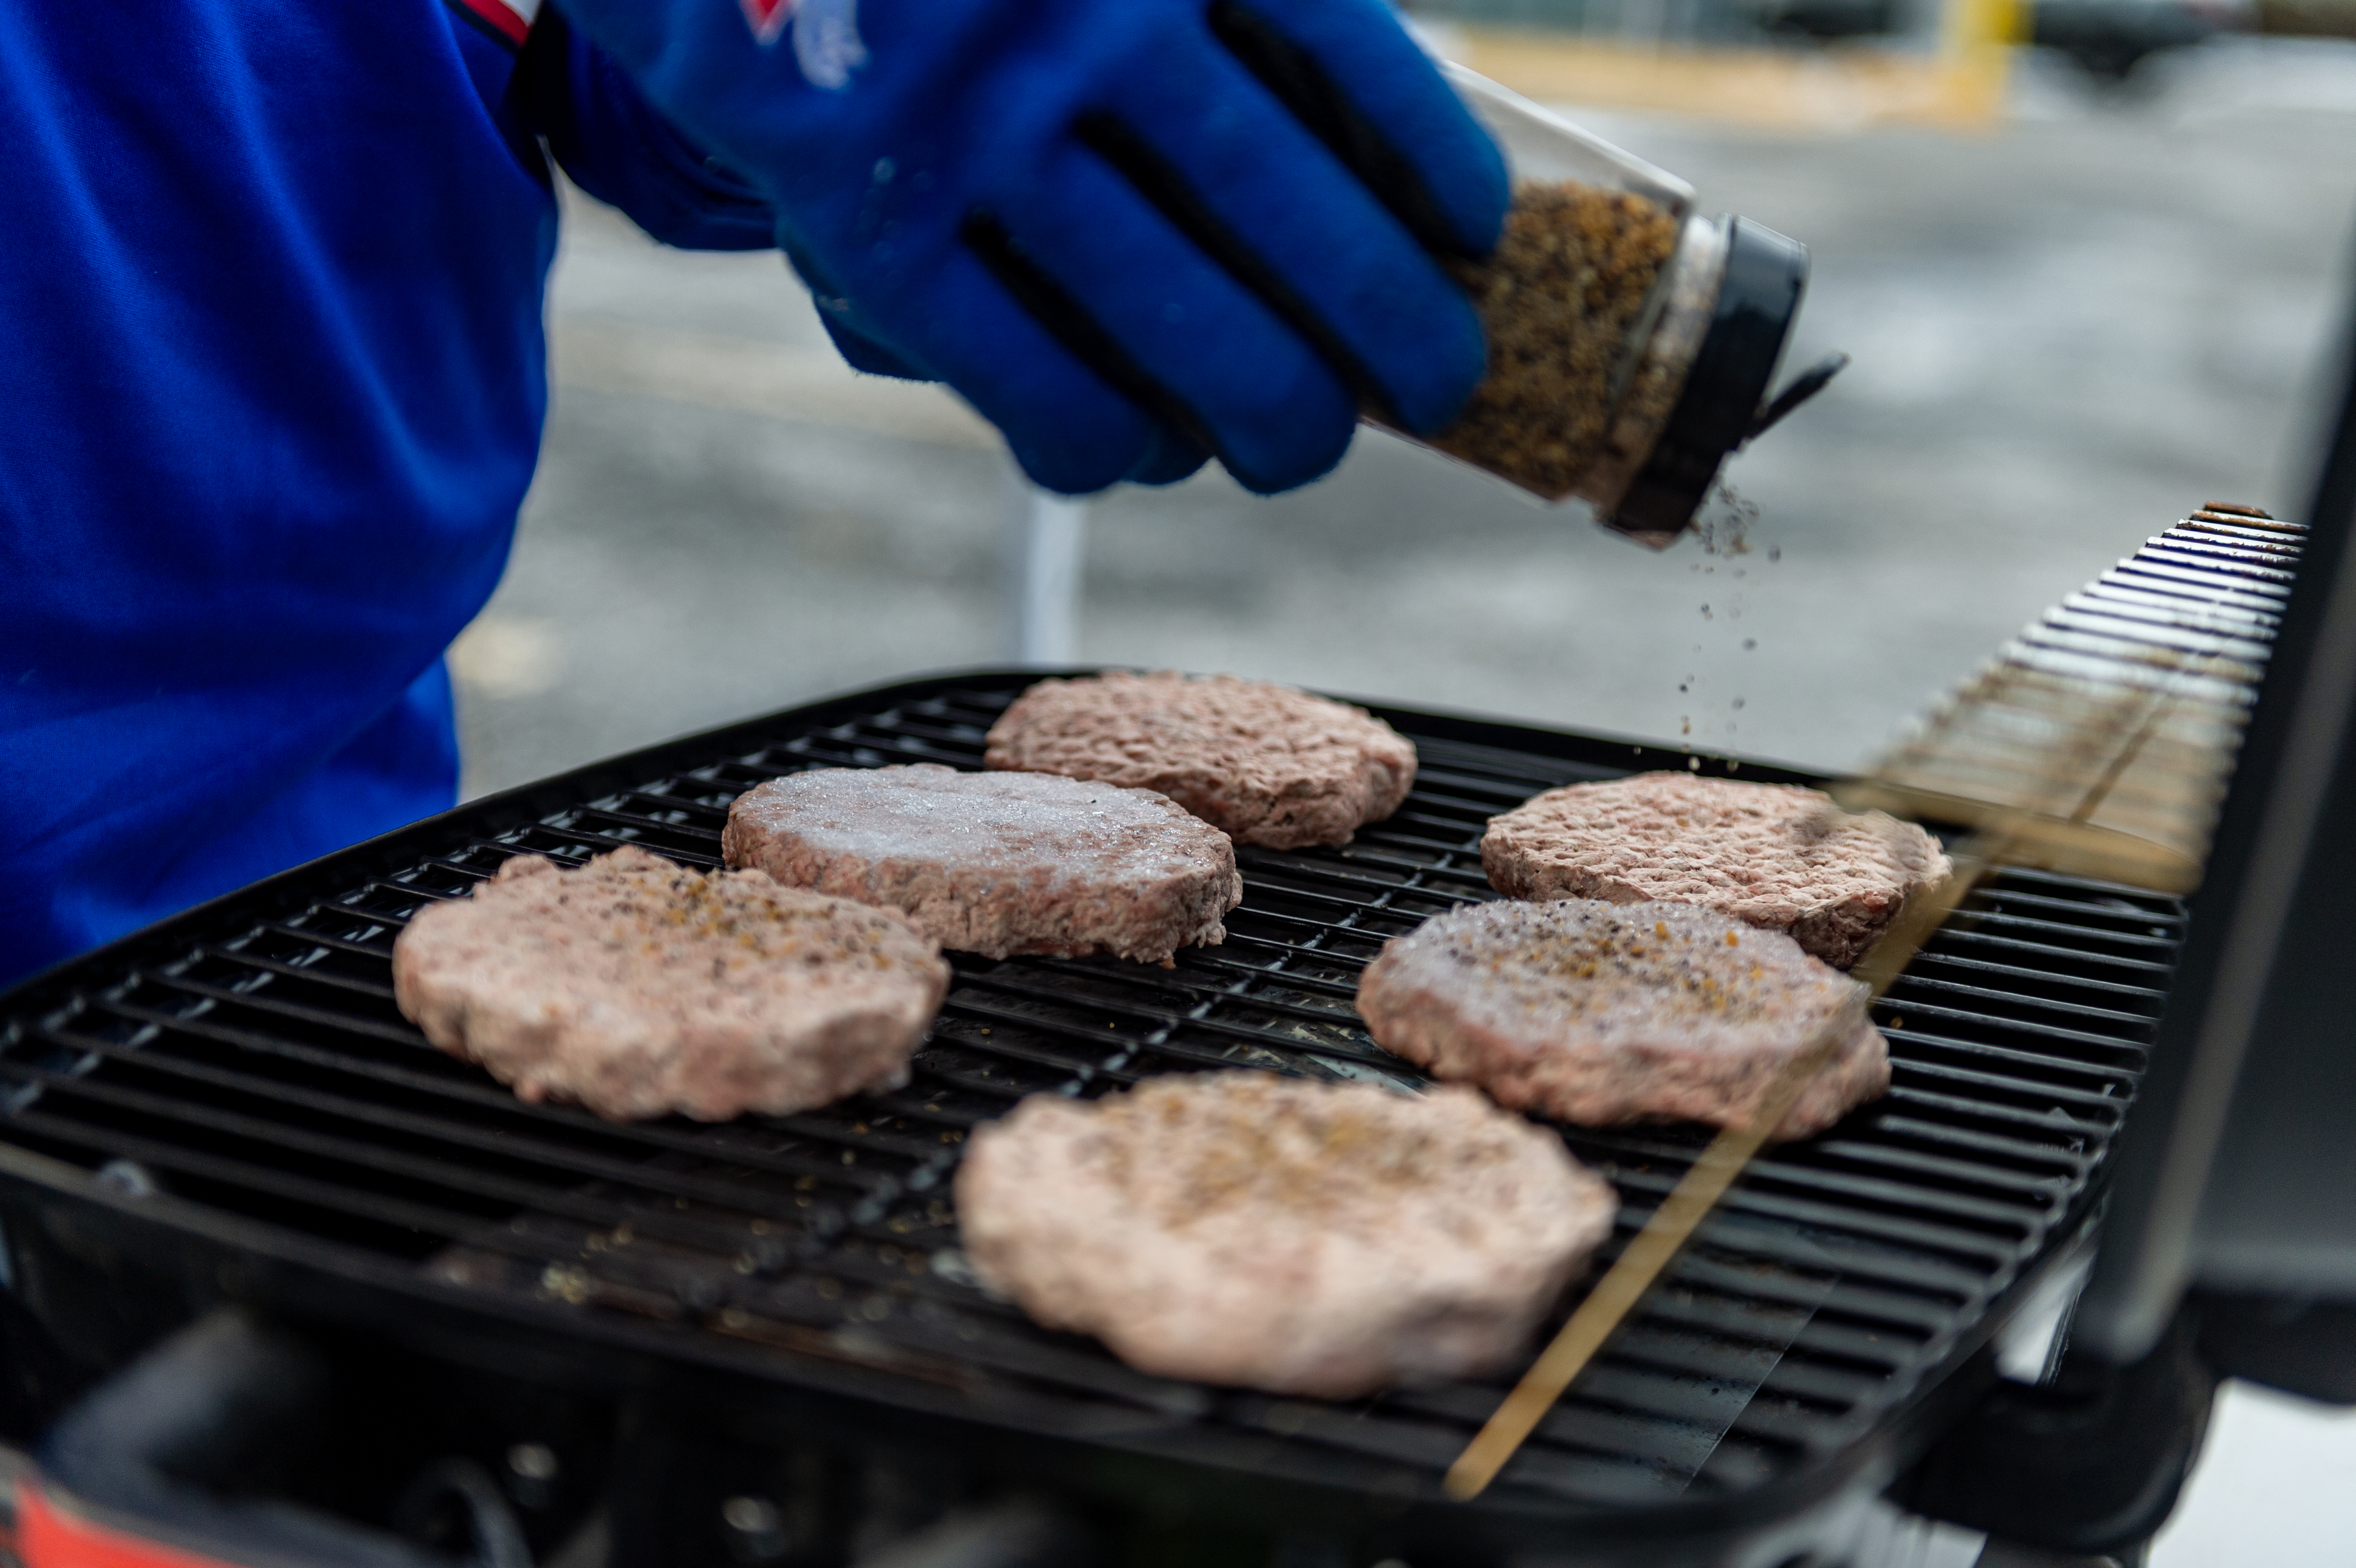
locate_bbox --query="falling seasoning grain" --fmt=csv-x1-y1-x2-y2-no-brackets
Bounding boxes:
1430,181,1680,499
1696,481,1760,556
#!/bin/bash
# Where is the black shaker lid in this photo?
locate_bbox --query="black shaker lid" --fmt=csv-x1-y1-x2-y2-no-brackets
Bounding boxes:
1607,218,1809,540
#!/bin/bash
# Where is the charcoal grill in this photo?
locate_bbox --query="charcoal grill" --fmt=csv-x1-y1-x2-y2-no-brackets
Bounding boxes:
0,665,2213,1567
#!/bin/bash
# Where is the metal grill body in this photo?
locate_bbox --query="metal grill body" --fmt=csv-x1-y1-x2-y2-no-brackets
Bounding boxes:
0,676,2181,1561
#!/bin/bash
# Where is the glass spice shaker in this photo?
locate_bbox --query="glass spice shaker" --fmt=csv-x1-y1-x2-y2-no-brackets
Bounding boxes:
1374,65,1842,548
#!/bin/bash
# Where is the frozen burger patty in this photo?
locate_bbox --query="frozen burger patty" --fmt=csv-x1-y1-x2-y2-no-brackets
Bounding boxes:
955,1070,1615,1398
983,671,1417,849
393,846,948,1122
722,764,1241,965
1358,898,1889,1140
1482,772,1951,968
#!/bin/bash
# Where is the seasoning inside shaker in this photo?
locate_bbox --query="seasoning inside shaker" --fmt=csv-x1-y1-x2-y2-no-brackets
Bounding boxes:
1430,181,1681,501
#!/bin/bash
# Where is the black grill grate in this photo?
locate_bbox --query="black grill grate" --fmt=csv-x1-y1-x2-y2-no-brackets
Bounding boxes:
0,682,2179,1508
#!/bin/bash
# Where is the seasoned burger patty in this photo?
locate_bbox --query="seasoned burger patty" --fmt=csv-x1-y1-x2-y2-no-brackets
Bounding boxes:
1482,773,1951,968
956,1071,1614,1398
722,764,1242,965
393,847,948,1121
982,672,1416,849
1358,898,1888,1139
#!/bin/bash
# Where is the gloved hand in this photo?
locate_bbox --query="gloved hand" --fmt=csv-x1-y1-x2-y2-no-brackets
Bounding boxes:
550,0,1508,495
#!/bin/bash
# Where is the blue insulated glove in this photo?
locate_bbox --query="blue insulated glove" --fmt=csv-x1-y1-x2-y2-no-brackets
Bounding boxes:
550,0,1508,494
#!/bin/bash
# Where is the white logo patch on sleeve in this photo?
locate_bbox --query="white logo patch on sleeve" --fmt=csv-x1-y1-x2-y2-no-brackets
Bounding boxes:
739,0,867,89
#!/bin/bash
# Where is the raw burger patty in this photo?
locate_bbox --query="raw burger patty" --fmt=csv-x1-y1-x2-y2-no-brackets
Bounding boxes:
1357,898,1889,1140
956,1070,1614,1398
982,671,1416,849
722,764,1242,965
393,846,948,1122
1482,772,1952,968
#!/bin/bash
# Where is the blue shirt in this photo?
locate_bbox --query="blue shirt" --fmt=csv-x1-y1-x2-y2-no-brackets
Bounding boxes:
0,0,777,986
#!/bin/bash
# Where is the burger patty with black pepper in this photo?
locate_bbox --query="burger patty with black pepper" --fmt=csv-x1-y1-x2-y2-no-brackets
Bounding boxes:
955,1070,1614,1397
1482,772,1951,968
723,764,1240,966
1356,898,1888,1140
982,672,1416,849
393,846,948,1122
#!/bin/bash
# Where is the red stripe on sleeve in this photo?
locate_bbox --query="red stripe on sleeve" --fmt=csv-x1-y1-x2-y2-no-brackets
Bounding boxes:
451,0,532,46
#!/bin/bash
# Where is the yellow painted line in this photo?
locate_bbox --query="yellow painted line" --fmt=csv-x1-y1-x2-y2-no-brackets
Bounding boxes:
1445,27,2017,131
548,315,1000,451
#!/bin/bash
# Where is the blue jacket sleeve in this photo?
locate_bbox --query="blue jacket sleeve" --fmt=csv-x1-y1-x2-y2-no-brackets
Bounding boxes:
515,6,778,251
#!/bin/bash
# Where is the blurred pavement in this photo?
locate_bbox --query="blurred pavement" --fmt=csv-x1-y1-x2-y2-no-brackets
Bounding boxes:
449,37,2356,1565
458,38,2356,795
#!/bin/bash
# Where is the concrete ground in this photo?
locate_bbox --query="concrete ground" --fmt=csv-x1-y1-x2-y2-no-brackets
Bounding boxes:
458,38,2356,794
450,36,2356,1565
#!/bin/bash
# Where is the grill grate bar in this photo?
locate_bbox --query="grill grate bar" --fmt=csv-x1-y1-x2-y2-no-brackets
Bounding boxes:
538,822,725,868
1951,911,2179,953
1889,1056,2130,1115
0,1057,774,1252
577,803,725,837
1875,1004,2151,1061
2111,560,2286,604
1899,952,2169,1002
1970,886,2182,925
30,1027,864,1224
1875,1036,2139,1098
1025,956,1366,1015
7,1108,500,1243
1599,1169,2028,1267
48,1008,906,1193
1860,1113,2092,1171
197,947,399,1002
1557,1124,2062,1219
1923,931,2174,977
1798,1140,2075,1202
254,921,400,960
944,975,1406,1072
2132,542,2294,583
139,976,436,1050
1882,1085,2114,1141
1881,977,2157,1033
